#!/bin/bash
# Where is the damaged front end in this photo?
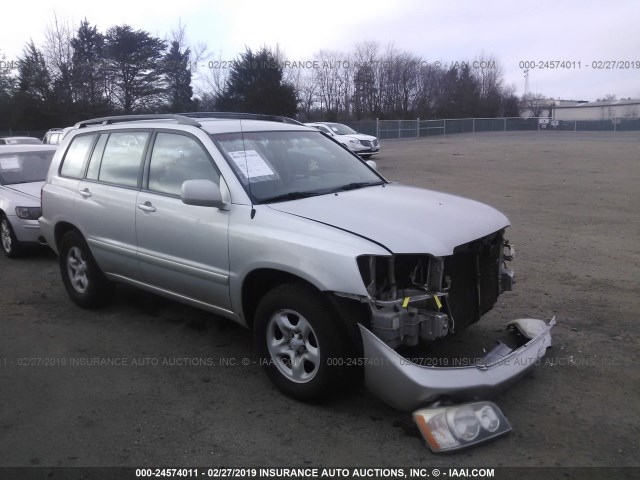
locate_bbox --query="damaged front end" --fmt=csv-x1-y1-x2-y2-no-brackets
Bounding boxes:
355,229,517,349
342,229,553,451
358,317,555,412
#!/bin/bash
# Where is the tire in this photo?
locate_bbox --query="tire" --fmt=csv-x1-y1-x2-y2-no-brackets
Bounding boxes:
0,214,22,258
59,230,112,308
254,282,357,403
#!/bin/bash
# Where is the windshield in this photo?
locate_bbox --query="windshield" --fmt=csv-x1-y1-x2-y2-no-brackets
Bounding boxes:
212,131,384,203
326,123,357,135
0,150,55,185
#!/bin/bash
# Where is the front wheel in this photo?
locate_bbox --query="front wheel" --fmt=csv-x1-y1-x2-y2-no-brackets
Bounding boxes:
59,230,112,308
254,283,357,403
0,214,21,258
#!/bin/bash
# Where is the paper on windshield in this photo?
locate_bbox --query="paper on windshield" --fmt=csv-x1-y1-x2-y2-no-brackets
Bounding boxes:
0,156,21,170
227,150,275,179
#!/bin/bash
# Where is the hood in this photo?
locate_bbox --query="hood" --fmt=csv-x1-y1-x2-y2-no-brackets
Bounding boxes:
2,181,44,202
268,183,509,256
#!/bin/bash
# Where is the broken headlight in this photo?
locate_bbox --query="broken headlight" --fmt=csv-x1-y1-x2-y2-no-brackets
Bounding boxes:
413,401,512,452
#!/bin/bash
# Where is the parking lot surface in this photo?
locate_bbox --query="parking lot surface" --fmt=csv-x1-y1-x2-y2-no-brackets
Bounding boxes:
1,131,638,468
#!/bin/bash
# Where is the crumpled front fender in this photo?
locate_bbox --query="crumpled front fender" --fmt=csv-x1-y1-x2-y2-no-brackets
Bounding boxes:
358,318,555,412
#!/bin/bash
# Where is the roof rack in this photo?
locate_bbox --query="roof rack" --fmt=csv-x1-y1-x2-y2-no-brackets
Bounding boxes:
74,114,202,129
179,112,303,126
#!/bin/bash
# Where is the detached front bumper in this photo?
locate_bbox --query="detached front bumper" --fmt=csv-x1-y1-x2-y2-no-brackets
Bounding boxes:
358,318,555,412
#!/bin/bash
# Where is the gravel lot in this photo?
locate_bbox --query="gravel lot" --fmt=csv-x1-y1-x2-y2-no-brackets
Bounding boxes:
1,131,638,472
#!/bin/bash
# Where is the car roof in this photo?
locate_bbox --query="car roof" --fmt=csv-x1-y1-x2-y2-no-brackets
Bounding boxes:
67,117,316,136
0,144,57,153
199,119,314,134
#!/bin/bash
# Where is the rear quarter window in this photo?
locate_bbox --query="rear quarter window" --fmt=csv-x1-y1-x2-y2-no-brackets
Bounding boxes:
60,134,96,178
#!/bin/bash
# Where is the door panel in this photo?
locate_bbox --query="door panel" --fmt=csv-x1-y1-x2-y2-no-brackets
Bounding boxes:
135,132,231,309
74,131,149,279
135,192,231,308
76,181,140,279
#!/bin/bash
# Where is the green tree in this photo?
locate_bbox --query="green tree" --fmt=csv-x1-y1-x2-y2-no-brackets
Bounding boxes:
501,94,520,117
13,41,53,129
43,15,75,125
71,19,109,117
216,47,297,116
162,40,193,112
104,25,166,113
436,64,481,119
0,51,17,129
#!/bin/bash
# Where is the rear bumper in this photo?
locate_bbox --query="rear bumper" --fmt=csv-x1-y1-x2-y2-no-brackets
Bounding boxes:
38,217,56,252
358,318,555,412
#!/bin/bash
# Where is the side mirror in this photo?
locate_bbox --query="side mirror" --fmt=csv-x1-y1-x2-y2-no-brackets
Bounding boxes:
366,160,377,171
181,179,225,208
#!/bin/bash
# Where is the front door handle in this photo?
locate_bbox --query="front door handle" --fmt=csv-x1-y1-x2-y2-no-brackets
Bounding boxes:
137,201,156,212
79,188,92,198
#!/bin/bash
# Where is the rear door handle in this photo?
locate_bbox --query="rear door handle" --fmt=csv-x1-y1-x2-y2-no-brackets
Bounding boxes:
79,188,92,198
137,201,156,212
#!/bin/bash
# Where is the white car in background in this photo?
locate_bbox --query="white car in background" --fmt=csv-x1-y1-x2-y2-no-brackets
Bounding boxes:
305,122,380,158
0,136,43,145
0,145,57,257
42,127,73,145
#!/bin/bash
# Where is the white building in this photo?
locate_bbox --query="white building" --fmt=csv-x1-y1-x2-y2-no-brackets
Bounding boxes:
553,99,640,120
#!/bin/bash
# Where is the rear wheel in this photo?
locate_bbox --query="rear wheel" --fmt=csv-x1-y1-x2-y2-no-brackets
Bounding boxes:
59,230,112,308
0,214,21,258
254,283,357,403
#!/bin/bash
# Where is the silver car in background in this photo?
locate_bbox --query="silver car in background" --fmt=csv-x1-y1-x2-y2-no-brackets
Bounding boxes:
0,145,57,257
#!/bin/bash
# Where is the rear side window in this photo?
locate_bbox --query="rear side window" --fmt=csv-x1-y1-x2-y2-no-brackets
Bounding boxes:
148,133,220,196
60,134,96,178
98,132,149,187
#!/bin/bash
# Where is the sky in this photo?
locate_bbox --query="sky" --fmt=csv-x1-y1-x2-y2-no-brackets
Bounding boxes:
1,0,639,101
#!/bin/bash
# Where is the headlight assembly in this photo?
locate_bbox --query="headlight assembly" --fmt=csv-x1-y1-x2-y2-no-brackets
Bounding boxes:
15,206,42,220
413,401,511,452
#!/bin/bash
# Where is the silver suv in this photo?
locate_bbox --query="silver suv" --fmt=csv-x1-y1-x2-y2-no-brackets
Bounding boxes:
40,114,553,428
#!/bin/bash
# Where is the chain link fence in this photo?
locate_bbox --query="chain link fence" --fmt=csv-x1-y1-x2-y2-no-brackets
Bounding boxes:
345,117,640,139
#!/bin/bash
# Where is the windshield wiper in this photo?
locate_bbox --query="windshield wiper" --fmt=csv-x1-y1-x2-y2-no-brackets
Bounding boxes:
259,191,322,204
328,181,384,193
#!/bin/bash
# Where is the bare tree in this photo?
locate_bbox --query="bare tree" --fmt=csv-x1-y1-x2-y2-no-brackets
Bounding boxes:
43,14,75,113
472,53,504,116
288,69,317,120
521,92,549,117
197,50,230,108
168,20,208,86
313,49,351,119
353,41,380,118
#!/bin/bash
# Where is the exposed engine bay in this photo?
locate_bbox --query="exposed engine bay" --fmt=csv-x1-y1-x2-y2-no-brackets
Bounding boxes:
356,229,515,349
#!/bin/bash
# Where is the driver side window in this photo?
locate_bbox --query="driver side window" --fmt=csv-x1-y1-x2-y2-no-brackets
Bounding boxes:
148,133,220,197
